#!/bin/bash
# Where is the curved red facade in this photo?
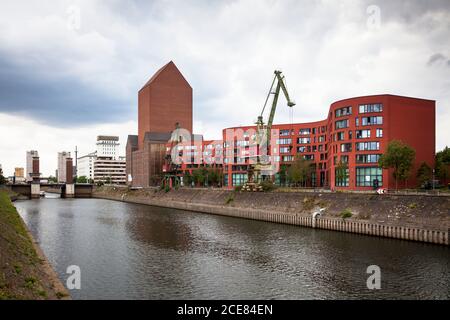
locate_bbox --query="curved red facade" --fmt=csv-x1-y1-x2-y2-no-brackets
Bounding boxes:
222,94,435,190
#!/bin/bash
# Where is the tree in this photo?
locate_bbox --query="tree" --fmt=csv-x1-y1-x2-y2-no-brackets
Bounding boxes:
416,162,432,187
47,176,57,183
105,176,112,185
0,167,6,185
183,171,193,187
192,168,207,187
76,175,87,184
435,146,450,182
278,165,288,186
378,140,416,190
287,156,314,187
207,167,222,187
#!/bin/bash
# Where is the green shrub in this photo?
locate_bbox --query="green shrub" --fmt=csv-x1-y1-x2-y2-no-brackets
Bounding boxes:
234,185,242,192
260,180,276,192
225,194,234,204
164,184,170,193
13,264,22,274
408,202,417,209
340,209,352,219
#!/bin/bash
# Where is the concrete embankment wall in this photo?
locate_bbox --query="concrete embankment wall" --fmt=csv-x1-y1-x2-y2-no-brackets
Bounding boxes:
94,187,450,246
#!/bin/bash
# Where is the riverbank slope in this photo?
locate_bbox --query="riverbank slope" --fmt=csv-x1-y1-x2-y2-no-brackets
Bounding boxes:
0,190,69,299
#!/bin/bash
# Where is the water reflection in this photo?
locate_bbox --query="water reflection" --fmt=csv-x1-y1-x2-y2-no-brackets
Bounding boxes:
15,198,450,300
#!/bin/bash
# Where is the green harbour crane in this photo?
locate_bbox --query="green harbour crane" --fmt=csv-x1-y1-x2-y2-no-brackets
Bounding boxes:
245,70,295,190
256,70,296,144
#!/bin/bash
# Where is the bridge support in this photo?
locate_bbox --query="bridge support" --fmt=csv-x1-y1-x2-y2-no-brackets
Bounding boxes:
31,184,40,199
64,184,75,198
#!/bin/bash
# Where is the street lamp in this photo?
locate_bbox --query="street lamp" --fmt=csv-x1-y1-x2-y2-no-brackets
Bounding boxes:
432,169,435,190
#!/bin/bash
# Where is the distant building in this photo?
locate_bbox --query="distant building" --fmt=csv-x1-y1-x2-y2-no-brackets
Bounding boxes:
15,167,24,178
14,167,26,183
57,152,71,183
26,150,39,182
77,136,126,184
96,136,120,158
77,152,96,181
93,156,126,185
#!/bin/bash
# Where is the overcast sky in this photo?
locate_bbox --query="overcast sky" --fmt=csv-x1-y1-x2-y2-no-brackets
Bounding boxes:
0,0,449,176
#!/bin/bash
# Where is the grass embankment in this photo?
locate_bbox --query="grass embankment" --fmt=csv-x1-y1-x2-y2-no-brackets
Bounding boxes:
0,190,68,299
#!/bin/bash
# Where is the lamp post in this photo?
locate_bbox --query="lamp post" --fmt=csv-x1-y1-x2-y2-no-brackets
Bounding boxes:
432,169,435,190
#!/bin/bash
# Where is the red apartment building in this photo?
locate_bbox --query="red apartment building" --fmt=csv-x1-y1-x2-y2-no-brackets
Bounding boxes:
222,95,435,190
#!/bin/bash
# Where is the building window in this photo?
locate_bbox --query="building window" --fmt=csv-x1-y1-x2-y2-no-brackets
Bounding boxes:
335,106,352,118
337,132,345,141
304,154,314,161
282,155,294,162
299,128,311,135
340,155,349,163
359,103,383,113
232,173,247,186
276,138,292,145
362,116,383,126
341,143,352,152
224,174,228,186
319,135,325,142
280,146,290,153
376,128,383,138
356,167,383,187
356,154,381,163
236,140,249,147
335,119,349,129
297,146,306,153
297,137,311,144
355,117,359,127
280,129,290,136
356,141,380,151
356,129,371,139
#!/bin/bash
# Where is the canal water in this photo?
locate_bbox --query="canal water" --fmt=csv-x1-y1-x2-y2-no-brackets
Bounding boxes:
15,198,449,300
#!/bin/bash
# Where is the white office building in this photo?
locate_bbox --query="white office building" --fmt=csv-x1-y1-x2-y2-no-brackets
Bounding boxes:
93,156,126,184
77,136,126,184
97,136,120,158
77,152,96,181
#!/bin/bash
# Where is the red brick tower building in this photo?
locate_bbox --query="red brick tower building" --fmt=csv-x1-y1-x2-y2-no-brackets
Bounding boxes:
127,61,193,187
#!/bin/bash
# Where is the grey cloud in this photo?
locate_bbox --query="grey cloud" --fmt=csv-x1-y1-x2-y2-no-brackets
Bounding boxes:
0,54,135,126
369,0,450,22
427,53,447,66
